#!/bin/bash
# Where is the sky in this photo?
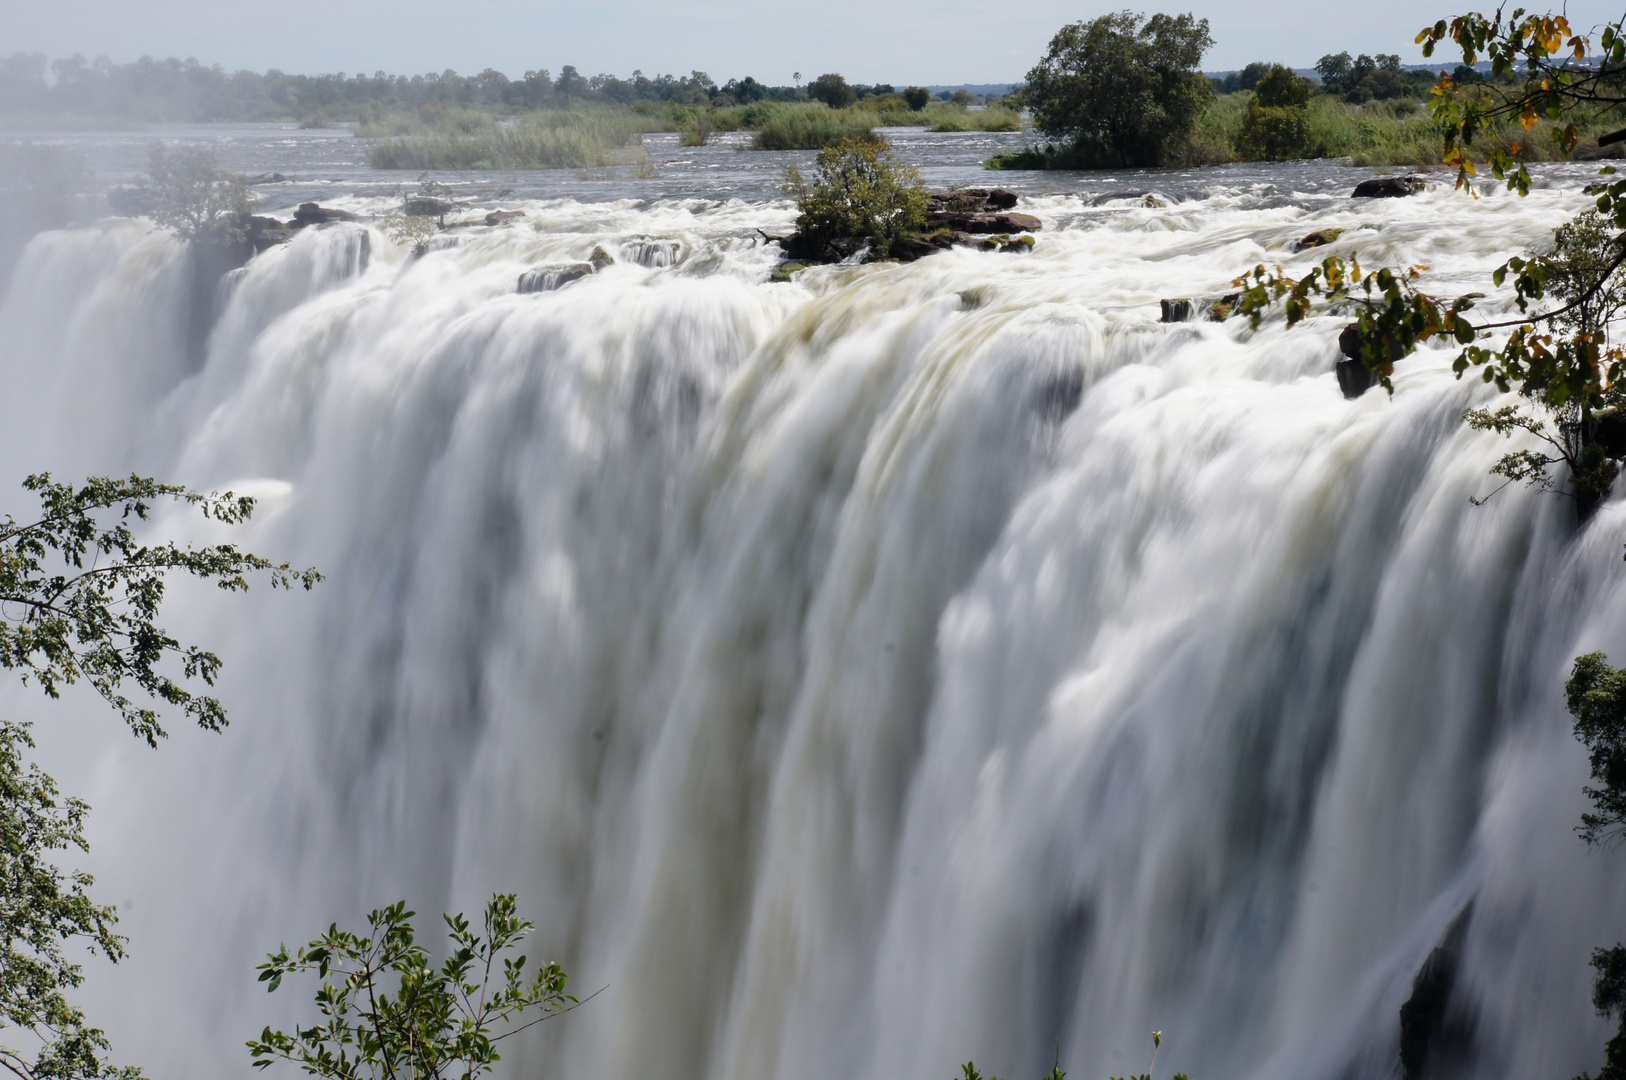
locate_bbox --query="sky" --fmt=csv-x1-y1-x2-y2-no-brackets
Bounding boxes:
5,0,1625,85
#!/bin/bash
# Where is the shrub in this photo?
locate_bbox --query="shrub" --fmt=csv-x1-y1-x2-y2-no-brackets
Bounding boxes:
904,86,931,110
784,138,926,260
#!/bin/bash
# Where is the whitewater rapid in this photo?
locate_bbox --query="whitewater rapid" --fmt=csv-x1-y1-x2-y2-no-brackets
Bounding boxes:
2,170,1623,1080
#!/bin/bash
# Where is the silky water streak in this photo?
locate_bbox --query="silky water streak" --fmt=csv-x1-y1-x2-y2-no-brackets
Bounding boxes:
0,177,1622,1080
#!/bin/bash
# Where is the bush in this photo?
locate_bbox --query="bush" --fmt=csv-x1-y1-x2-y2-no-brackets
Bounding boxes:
1023,10,1214,168
904,86,931,110
784,138,926,260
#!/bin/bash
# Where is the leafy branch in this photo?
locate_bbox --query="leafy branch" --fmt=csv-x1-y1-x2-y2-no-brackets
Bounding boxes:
0,474,322,747
248,895,585,1080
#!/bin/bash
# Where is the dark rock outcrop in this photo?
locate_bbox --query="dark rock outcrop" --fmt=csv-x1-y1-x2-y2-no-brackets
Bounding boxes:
589,245,615,272
485,209,526,225
292,202,358,227
924,210,1043,234
1352,175,1427,198
1208,292,1243,321
1573,142,1626,161
926,188,1020,213
1161,293,1243,323
1399,908,1475,1080
404,196,457,220
1161,298,1195,323
1594,410,1626,457
248,216,292,252
1337,320,1409,398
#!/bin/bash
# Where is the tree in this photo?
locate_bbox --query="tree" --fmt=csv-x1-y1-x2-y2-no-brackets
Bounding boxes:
782,138,927,261
1022,10,1214,168
0,475,320,1080
903,86,930,111
247,894,578,1080
808,73,855,109
1235,66,1313,160
137,144,254,245
1315,52,1353,93
1565,653,1626,1080
1236,61,1271,92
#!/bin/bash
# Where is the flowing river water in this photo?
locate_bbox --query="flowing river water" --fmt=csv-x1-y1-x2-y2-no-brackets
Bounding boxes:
2,123,1624,1080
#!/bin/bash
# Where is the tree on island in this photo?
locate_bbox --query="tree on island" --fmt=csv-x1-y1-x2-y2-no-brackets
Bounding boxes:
1020,10,1214,168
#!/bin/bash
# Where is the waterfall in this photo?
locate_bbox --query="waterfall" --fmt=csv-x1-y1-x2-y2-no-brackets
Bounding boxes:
2,179,1623,1080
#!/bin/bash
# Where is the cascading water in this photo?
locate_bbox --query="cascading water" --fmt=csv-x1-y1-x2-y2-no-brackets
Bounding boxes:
2,156,1624,1080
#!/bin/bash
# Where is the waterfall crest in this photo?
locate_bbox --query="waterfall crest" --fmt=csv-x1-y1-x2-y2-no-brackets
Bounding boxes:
2,180,1622,1080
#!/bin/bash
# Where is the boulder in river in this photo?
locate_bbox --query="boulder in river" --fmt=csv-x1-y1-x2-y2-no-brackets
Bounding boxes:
518,263,593,293
1296,227,1345,250
292,202,358,227
1351,176,1426,198
404,197,457,220
1160,298,1195,323
924,211,1043,234
926,188,1019,214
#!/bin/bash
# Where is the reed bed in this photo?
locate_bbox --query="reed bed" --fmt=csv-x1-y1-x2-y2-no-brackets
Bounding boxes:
366,110,656,170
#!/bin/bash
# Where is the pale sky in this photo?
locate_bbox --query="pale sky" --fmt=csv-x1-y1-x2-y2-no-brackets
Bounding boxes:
5,0,1624,85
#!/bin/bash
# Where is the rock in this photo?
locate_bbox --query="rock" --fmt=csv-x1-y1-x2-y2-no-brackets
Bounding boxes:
924,211,1042,234
1398,909,1474,1080
1336,320,1410,398
889,232,957,262
769,262,809,282
975,233,1035,253
1143,194,1167,208
620,237,682,268
1595,410,1626,457
925,188,1019,213
248,215,292,252
404,197,456,219
1351,175,1427,198
485,209,526,225
1336,359,1377,398
1160,298,1195,323
1208,292,1243,321
589,245,615,271
292,202,358,227
518,263,593,293
1296,227,1345,250
1574,143,1626,161
248,172,290,184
